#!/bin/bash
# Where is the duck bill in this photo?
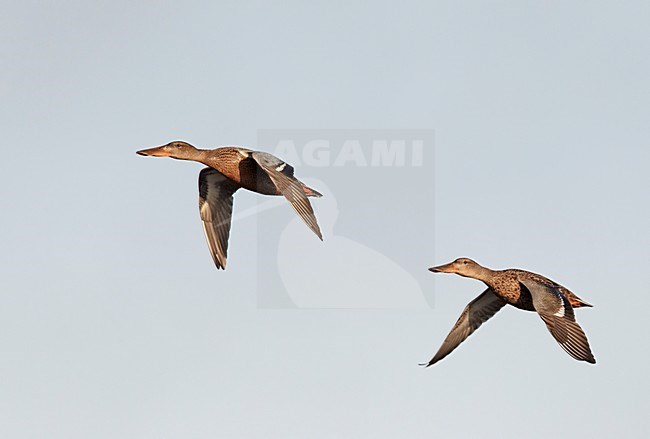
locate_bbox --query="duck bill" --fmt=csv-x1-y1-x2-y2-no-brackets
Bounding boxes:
136,146,170,157
428,262,457,273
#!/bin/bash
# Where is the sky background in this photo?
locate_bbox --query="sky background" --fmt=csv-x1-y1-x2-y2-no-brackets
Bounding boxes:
1,1,649,438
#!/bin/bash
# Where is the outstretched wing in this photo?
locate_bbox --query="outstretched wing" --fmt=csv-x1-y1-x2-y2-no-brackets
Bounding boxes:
421,288,506,367
251,151,323,240
519,277,596,363
198,167,240,269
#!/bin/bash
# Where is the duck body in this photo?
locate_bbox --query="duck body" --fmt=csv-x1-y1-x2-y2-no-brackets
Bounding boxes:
482,269,591,311
424,258,596,366
198,147,281,196
137,141,323,269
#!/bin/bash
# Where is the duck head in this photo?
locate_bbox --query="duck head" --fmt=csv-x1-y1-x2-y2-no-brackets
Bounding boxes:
137,141,201,161
428,258,486,279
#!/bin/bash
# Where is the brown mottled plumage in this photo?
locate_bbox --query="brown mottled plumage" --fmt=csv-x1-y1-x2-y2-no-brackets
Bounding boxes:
137,141,323,269
422,258,596,366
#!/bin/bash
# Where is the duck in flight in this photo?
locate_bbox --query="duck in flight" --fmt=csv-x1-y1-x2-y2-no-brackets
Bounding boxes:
422,258,596,366
137,141,323,269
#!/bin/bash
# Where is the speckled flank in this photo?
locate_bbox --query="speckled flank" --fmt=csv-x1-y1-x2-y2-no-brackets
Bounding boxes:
200,147,278,195
484,270,532,309
479,268,592,312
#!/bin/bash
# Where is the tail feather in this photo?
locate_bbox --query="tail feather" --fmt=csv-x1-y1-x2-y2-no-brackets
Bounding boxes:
571,299,593,308
560,287,593,308
303,185,322,198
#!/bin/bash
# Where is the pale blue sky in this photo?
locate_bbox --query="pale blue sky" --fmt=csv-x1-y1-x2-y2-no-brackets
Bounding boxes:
1,1,649,438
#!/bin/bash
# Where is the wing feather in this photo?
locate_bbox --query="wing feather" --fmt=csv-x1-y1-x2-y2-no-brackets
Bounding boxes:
198,167,240,269
251,152,323,240
519,277,596,363
422,288,506,367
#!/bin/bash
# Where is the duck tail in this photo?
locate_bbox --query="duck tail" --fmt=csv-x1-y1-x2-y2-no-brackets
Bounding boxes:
571,297,593,308
303,185,323,198
561,287,593,308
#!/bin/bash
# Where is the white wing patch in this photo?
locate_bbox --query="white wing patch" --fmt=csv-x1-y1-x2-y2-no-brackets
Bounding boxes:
236,148,251,158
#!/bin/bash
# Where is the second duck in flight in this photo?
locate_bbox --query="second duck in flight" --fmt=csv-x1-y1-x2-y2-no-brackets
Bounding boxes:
423,258,596,366
137,141,323,269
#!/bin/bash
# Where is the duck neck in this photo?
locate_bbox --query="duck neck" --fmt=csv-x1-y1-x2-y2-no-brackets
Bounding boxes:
176,148,209,163
470,266,496,284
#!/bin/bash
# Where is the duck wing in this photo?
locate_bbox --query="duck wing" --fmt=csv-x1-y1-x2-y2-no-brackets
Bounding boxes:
251,151,323,240
198,167,241,269
421,288,506,367
519,277,596,363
